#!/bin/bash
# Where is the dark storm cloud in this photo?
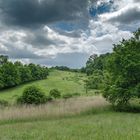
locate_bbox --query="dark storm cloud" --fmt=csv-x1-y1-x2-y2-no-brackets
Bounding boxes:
109,7,140,24
24,33,56,48
133,0,140,3
22,28,68,49
0,0,90,27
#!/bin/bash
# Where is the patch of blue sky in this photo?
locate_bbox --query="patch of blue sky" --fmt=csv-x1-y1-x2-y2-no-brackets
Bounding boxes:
53,22,74,31
89,1,113,17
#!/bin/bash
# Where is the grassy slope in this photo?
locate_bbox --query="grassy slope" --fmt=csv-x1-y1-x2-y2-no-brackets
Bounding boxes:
0,70,94,102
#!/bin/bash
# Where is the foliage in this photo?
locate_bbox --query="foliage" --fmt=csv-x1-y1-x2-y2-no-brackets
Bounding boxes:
17,86,47,105
0,62,21,88
86,54,110,76
49,89,61,99
0,55,8,65
80,67,86,73
86,28,140,106
87,70,104,89
104,29,140,105
0,56,48,90
52,66,79,72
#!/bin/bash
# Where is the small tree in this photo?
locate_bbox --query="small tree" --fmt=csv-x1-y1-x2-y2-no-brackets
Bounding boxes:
17,86,47,105
49,89,61,99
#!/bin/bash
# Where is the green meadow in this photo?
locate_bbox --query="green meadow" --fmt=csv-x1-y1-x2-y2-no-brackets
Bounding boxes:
0,70,140,140
0,108,140,140
0,70,95,103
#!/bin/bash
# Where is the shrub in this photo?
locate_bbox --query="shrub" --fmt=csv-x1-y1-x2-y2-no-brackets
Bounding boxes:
49,89,61,99
17,86,47,105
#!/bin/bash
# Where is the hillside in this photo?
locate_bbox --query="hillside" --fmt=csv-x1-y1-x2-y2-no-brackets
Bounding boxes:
0,0,139,139
0,70,140,139
0,70,95,103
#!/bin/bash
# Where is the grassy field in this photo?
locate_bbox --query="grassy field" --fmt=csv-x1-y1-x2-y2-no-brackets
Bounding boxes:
0,96,140,140
0,70,95,103
0,70,140,140
1,112,140,140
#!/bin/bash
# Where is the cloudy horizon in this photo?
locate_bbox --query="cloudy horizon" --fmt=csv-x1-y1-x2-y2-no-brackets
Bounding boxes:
0,0,140,68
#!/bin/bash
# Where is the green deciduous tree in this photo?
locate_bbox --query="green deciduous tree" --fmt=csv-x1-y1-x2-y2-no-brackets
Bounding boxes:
103,29,140,105
0,57,49,90
1,62,21,88
86,28,140,106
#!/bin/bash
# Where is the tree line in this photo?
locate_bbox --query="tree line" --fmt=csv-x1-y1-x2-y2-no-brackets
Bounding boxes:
0,56,49,90
85,28,140,106
51,66,81,73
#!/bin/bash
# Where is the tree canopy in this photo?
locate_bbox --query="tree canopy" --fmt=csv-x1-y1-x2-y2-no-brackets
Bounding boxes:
0,56,49,90
85,28,140,106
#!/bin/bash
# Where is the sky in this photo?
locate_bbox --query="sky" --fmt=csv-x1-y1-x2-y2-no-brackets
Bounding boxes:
0,0,140,68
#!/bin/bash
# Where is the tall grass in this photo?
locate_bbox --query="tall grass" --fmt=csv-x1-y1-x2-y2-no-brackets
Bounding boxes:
1,96,140,140
0,96,109,122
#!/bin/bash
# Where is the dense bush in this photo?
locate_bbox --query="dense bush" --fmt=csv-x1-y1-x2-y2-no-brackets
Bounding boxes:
49,89,61,99
17,86,47,105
